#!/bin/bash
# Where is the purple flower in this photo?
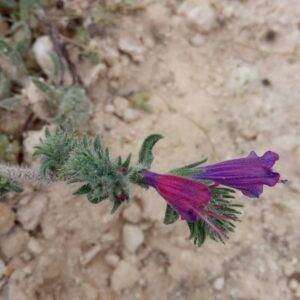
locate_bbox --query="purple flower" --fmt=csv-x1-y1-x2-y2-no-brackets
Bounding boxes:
142,171,233,236
193,151,280,198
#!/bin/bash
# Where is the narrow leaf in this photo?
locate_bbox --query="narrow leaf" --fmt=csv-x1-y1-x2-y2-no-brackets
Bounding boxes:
122,153,131,168
163,204,179,224
0,96,21,111
111,200,121,214
73,184,91,195
138,134,163,169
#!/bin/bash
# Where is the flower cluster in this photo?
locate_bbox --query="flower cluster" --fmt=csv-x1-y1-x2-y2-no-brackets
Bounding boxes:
141,150,280,243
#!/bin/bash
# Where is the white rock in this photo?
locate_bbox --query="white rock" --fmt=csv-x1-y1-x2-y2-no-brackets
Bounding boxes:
289,279,299,291
213,277,225,291
32,36,55,78
17,195,48,231
189,34,205,47
1,227,29,259
27,238,43,255
123,108,140,123
105,254,120,267
118,37,145,62
0,202,15,235
228,64,258,91
83,63,107,87
0,259,5,279
123,224,144,253
113,96,128,114
111,261,139,292
122,203,142,224
101,46,120,66
104,104,116,114
178,1,217,33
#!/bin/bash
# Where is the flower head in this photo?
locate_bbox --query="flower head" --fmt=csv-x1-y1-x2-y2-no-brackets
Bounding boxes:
193,151,280,198
142,171,233,236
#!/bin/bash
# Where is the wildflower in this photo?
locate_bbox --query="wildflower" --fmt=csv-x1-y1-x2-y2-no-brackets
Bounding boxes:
193,151,280,198
142,171,233,236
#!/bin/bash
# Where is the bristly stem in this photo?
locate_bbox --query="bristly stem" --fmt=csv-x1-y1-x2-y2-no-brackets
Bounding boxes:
0,163,63,184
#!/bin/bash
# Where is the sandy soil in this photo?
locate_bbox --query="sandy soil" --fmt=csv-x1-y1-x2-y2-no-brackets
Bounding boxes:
1,0,300,299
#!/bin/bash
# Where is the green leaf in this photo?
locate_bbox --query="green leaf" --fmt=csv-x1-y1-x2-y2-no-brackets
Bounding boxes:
111,200,121,214
163,204,179,224
73,184,92,195
81,51,99,64
0,96,21,111
0,38,26,73
168,167,198,177
138,134,163,169
129,94,153,113
0,69,11,99
187,221,207,246
32,77,58,101
93,135,101,152
0,175,22,197
13,22,31,58
87,193,108,204
0,0,17,9
48,51,61,83
122,153,131,168
169,158,208,177
19,0,37,22
180,158,208,169
51,85,90,129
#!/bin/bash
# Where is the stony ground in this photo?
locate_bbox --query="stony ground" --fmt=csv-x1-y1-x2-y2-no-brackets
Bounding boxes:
1,0,300,299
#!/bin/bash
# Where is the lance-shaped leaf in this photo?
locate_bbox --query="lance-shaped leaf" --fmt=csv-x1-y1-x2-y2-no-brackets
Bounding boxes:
169,158,207,177
0,175,23,198
163,204,179,224
138,134,162,169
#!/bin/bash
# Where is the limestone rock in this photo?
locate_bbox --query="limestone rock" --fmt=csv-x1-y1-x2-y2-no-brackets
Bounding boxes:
178,1,218,33
213,277,225,291
83,63,107,87
32,36,55,78
105,254,120,268
1,227,29,259
0,203,15,235
17,195,48,231
118,37,145,62
111,261,139,292
123,224,144,253
27,238,43,255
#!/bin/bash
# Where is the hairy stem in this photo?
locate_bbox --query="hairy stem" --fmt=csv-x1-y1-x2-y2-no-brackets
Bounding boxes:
0,163,63,184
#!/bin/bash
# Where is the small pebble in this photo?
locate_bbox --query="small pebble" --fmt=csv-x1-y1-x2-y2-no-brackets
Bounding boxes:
213,277,225,291
111,261,139,292
105,254,120,267
123,224,144,253
0,203,15,235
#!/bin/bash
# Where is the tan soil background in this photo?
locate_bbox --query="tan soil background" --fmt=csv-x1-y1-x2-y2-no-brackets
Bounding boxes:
1,0,300,299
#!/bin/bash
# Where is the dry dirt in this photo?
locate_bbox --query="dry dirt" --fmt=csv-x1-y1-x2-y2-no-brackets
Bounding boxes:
1,0,300,299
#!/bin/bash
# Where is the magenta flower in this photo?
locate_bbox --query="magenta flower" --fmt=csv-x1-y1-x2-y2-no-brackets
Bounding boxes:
193,151,280,198
142,171,233,236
